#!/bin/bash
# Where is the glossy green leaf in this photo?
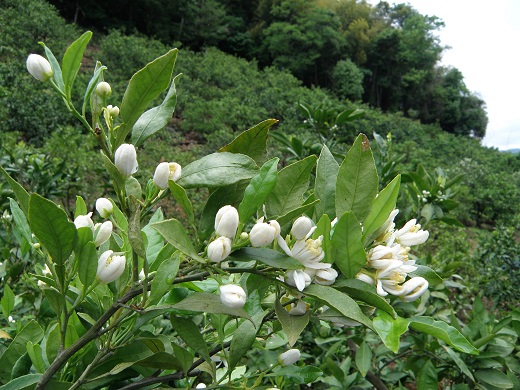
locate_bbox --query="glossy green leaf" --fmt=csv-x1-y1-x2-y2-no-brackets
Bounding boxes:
266,155,317,217
331,211,365,278
475,369,514,388
410,265,443,286
335,134,378,221
169,181,195,226
275,299,312,346
334,279,396,318
410,317,478,354
372,311,410,353
132,74,180,147
229,312,265,370
355,341,372,377
362,174,401,243
230,247,303,270
148,255,180,306
303,284,373,330
152,218,203,262
238,158,279,223
314,145,339,220
62,31,92,99
0,166,29,216
417,359,438,390
39,43,64,91
1,284,15,319
171,316,211,365
26,341,45,374
28,194,76,267
0,321,44,383
178,152,258,189
219,119,277,165
77,241,97,289
118,49,178,146
172,292,250,319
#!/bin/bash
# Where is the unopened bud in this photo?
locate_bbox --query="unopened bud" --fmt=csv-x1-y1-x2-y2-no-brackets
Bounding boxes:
96,81,112,98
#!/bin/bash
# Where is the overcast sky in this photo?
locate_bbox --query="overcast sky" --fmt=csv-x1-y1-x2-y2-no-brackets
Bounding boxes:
370,0,520,150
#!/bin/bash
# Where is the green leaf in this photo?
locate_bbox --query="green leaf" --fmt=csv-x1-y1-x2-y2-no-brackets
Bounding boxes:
238,158,279,223
172,292,250,319
169,181,195,226
474,369,513,389
331,212,365,278
74,196,87,218
77,241,97,289
152,219,203,262
334,279,396,318
132,74,180,147
229,313,265,370
178,152,258,189
172,344,193,374
39,43,64,91
118,49,178,147
417,360,438,390
275,199,320,228
335,134,378,221
275,299,312,347
313,214,331,263
362,175,401,243
219,119,277,165
148,255,180,306
410,265,443,286
314,145,339,220
355,341,372,377
266,155,317,217
128,206,146,259
372,311,410,353
0,166,29,216
230,247,303,270
409,317,478,354
303,284,373,330
134,351,183,371
82,62,107,116
26,342,45,374
9,199,32,246
0,374,42,390
171,316,212,366
28,194,76,267
1,284,15,319
100,151,125,195
61,31,92,99
443,346,474,381
0,321,44,383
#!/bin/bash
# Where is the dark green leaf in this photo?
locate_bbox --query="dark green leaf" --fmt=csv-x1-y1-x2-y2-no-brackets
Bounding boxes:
275,200,320,228
152,219,203,262
334,279,396,318
275,299,311,347
9,199,32,246
443,346,474,381
335,134,378,221
331,212,365,278
314,145,339,220
355,341,372,377
171,316,213,364
148,255,180,306
0,374,42,390
230,247,303,270
229,312,265,370
169,181,195,226
1,284,15,319
0,166,29,216
417,360,438,390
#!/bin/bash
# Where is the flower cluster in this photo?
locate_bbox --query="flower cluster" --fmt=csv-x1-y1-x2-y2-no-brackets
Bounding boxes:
356,210,430,302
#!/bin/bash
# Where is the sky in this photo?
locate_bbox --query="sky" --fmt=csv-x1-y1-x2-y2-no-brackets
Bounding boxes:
370,0,520,150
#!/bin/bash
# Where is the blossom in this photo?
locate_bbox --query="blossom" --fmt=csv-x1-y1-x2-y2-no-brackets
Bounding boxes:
289,300,308,316
400,277,429,302
114,144,138,178
214,205,239,238
207,237,232,262
249,218,280,247
26,54,52,82
285,269,312,292
95,198,113,218
94,221,113,246
291,236,329,269
392,219,429,246
153,162,182,189
74,212,95,230
278,349,301,366
291,216,313,240
96,81,112,97
219,284,247,309
106,105,119,118
314,268,338,286
97,250,125,283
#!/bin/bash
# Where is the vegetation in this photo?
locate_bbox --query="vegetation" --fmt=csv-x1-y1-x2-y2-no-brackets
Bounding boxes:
0,0,518,389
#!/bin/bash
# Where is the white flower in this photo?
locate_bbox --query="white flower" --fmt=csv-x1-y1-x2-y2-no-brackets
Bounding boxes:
26,54,52,82
153,162,182,189
207,237,232,262
219,284,247,309
114,144,138,178
289,300,308,316
249,218,280,247
195,384,207,389
8,315,15,323
214,205,239,238
291,236,327,269
94,221,113,247
278,349,300,366
96,81,112,97
291,216,313,240
106,105,119,118
314,268,338,286
95,198,113,218
400,277,429,302
356,272,375,285
393,219,429,246
285,269,312,292
74,212,94,230
97,250,125,283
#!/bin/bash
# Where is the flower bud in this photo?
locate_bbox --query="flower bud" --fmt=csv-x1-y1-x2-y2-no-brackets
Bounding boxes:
249,219,280,247
400,277,429,302
106,105,120,118
285,269,312,292
207,237,232,262
95,197,113,218
74,212,94,230
214,205,239,238
114,143,138,178
26,54,53,82
219,284,247,309
96,81,112,98
278,349,300,366
289,300,308,316
97,250,126,283
153,162,182,189
314,268,338,286
291,216,313,240
94,221,113,247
